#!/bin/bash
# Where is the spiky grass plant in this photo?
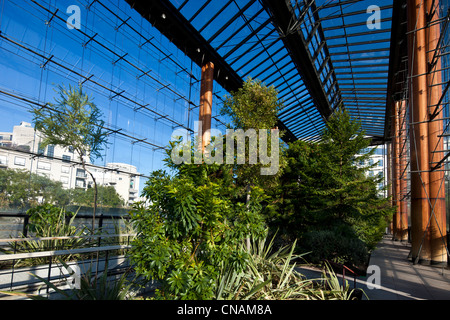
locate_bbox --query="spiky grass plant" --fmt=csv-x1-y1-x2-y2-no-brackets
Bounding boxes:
215,232,365,300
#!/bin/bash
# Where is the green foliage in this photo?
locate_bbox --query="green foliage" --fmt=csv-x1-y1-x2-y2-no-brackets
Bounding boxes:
26,203,76,236
264,106,393,264
31,84,108,162
2,204,89,266
0,168,69,209
128,143,267,300
214,233,362,300
70,185,124,208
302,228,369,266
221,78,283,130
220,77,286,189
31,84,109,230
0,168,125,210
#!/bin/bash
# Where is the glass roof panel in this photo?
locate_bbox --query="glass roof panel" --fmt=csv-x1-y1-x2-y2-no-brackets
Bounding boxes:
164,0,397,140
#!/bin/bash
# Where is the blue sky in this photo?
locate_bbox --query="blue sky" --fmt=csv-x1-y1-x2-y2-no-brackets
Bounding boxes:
0,0,231,193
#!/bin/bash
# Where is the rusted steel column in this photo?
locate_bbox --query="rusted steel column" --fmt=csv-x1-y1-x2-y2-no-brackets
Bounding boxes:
387,141,393,234
399,100,409,241
407,0,431,263
426,0,447,264
199,62,214,153
392,101,402,240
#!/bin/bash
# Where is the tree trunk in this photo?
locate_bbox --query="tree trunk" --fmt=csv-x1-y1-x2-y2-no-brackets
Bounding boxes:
246,184,251,251
81,161,97,233
90,172,98,233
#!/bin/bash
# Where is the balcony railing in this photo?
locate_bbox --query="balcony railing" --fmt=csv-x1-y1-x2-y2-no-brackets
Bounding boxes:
0,233,136,299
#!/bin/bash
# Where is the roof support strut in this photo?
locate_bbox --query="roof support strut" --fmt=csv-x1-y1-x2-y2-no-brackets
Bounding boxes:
261,0,333,120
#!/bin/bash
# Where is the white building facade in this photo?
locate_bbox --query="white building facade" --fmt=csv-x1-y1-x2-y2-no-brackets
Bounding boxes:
0,122,140,206
357,145,388,195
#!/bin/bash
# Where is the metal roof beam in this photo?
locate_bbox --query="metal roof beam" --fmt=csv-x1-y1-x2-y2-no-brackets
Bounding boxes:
261,0,333,119
319,4,393,22
207,0,256,43
125,0,298,142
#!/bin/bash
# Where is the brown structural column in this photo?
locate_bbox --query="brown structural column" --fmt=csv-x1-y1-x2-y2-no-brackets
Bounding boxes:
399,100,409,241
392,101,402,240
407,0,431,263
426,0,447,264
387,141,393,234
199,62,214,153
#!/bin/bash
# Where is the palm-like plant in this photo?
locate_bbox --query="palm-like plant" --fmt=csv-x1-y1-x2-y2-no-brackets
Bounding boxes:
215,232,365,300
2,205,89,267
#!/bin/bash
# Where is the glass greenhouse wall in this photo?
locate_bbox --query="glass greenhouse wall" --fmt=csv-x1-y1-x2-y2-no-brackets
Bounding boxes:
0,0,229,220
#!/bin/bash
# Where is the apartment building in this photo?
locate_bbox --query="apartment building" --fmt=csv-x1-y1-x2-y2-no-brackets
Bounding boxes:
0,121,140,206
358,145,387,195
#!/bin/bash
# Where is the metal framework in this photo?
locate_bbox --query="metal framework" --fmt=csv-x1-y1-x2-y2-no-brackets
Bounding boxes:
386,0,450,264
0,0,449,269
125,0,450,264
126,0,397,143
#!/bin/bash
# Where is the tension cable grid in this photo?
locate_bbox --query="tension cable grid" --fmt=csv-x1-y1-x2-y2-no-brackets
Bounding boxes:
28,0,193,133
0,89,155,180
408,0,450,264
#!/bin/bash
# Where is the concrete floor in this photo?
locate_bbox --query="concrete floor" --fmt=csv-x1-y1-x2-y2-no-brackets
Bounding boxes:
297,235,450,300
362,235,450,300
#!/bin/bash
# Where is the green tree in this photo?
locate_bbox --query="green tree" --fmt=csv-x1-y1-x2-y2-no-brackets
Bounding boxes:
220,78,286,249
220,77,286,189
31,84,108,231
0,168,69,209
315,105,392,245
71,185,124,208
266,106,393,265
128,143,266,299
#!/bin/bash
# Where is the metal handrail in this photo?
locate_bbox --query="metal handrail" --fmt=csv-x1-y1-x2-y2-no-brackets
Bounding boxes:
0,244,131,262
0,236,135,296
0,233,136,243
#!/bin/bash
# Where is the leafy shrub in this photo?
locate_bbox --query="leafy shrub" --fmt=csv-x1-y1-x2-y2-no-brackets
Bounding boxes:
128,147,267,300
301,229,369,267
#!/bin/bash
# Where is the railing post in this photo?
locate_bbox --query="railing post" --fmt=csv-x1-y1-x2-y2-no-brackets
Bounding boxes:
22,214,29,238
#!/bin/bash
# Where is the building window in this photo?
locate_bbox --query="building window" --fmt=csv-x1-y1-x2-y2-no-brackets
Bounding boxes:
14,156,26,166
62,155,71,162
60,176,69,184
37,161,51,171
47,145,55,159
38,143,45,155
0,155,6,165
61,165,70,173
76,168,86,178
75,178,85,188
68,146,74,153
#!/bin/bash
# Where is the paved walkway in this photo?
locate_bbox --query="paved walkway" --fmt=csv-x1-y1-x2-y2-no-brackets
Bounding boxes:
297,235,450,300
363,235,450,300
